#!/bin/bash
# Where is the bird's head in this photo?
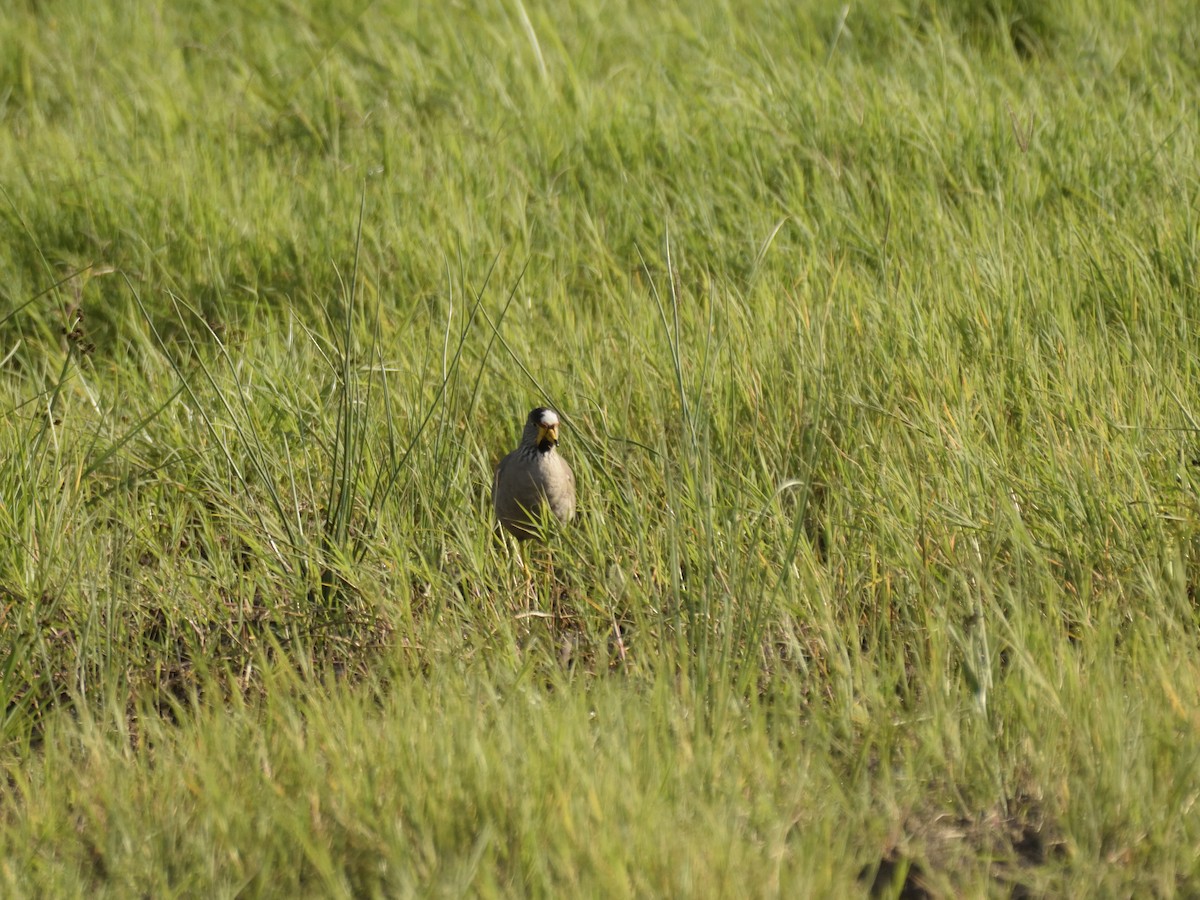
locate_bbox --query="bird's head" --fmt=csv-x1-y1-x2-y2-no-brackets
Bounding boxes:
526,407,560,452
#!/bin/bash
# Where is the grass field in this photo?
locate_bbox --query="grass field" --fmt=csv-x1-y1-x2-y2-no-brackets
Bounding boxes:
2,0,1200,895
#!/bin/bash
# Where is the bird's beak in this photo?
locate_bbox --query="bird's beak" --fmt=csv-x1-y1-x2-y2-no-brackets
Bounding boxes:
539,423,559,446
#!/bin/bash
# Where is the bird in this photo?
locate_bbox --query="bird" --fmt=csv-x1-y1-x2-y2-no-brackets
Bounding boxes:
492,407,576,540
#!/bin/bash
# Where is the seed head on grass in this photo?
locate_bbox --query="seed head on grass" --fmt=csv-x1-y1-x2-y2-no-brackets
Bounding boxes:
493,407,576,541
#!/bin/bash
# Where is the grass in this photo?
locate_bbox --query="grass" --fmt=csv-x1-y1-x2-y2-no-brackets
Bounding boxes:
2,0,1200,894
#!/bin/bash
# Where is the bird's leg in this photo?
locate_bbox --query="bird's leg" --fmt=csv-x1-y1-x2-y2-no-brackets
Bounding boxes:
543,547,557,621
512,539,537,609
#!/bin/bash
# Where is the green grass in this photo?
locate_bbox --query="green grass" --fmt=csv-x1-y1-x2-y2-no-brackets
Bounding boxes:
2,0,1200,894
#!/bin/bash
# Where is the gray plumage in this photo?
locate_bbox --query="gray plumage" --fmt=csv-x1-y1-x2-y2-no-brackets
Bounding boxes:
493,407,576,540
